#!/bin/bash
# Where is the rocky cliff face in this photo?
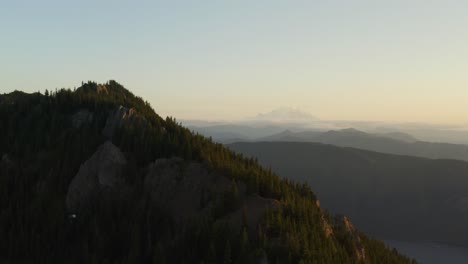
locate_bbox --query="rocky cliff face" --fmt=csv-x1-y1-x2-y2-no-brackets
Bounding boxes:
66,141,127,212
96,84,109,94
316,200,334,238
66,140,279,235
70,105,147,136
144,157,278,230
71,109,94,128
102,106,146,138
144,158,215,221
222,194,279,234
335,216,367,262
1,154,12,167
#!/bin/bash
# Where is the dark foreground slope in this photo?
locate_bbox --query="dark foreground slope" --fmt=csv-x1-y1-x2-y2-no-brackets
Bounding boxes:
0,81,415,264
229,142,468,247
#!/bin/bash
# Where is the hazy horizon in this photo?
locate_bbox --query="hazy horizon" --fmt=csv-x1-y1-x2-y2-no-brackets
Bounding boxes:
2,1,468,124
179,106,468,127
3,2,468,263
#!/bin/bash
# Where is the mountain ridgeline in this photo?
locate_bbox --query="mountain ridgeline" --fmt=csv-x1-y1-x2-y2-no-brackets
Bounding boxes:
191,124,468,161
0,81,415,263
257,128,468,161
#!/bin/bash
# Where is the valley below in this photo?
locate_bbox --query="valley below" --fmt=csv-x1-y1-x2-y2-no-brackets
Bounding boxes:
228,141,468,263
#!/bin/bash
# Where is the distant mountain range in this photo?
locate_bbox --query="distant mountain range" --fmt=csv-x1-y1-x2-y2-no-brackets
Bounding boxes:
229,141,468,247
257,128,468,161
188,123,468,161
188,124,288,143
183,110,468,145
260,128,418,143
252,107,319,123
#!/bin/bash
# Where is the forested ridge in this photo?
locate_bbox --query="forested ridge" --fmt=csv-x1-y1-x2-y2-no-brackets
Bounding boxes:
228,141,468,247
0,81,416,263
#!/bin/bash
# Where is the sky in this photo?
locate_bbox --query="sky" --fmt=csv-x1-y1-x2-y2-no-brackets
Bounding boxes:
1,0,468,124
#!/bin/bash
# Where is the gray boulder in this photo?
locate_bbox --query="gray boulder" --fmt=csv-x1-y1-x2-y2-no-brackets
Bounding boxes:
71,109,94,128
66,141,127,211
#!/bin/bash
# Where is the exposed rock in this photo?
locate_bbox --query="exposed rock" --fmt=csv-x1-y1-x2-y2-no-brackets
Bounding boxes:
66,144,281,238
223,195,280,233
144,158,215,221
102,106,146,138
321,214,334,238
66,141,127,211
96,84,109,94
335,216,367,262
1,154,13,168
144,157,268,229
2,154,10,163
316,200,334,238
71,109,94,128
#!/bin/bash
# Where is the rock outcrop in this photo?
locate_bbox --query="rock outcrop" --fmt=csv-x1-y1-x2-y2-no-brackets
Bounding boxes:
144,158,216,221
144,157,277,231
66,141,127,211
316,200,334,238
66,140,281,236
96,84,109,94
335,216,367,262
223,195,279,234
102,106,145,138
1,154,13,169
71,109,94,128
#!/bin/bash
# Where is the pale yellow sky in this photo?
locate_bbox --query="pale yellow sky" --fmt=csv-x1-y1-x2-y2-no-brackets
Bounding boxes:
2,1,468,124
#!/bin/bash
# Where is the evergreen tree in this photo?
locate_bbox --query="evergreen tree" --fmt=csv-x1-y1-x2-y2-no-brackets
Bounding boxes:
224,241,232,264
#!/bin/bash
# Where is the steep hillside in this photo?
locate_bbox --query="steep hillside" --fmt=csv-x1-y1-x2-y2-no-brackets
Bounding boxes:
229,142,468,247
0,81,415,263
